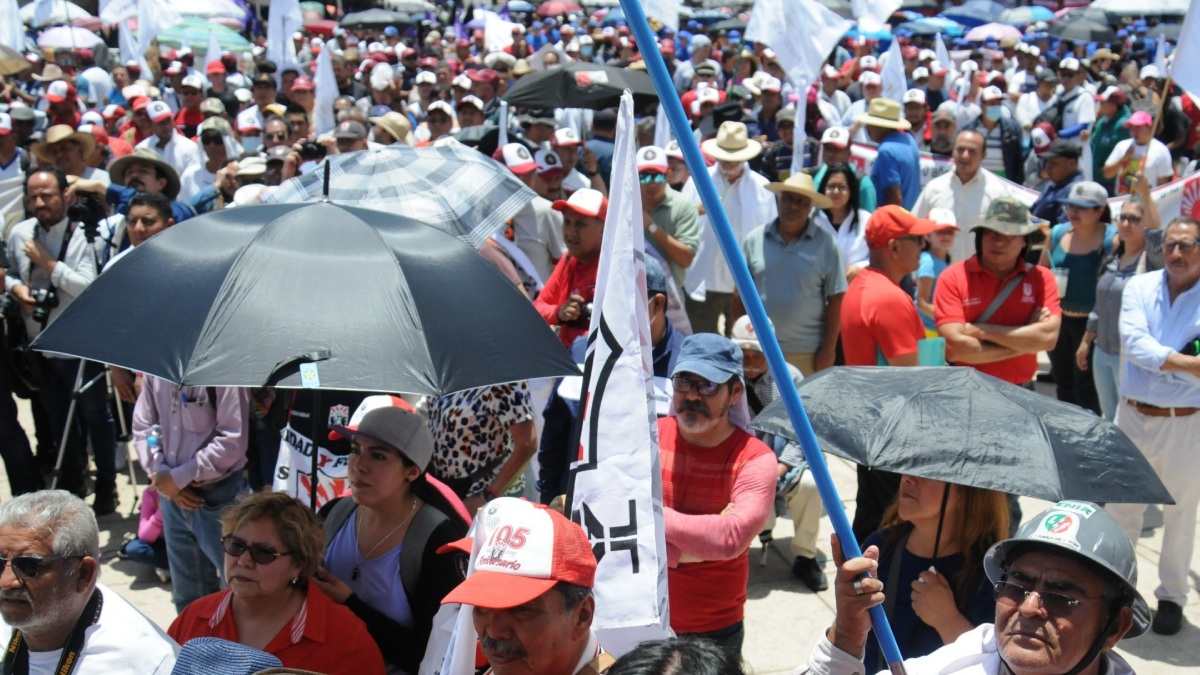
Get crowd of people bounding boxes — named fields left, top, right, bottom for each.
left=0, top=1, right=1198, bottom=674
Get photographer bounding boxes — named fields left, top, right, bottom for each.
left=4, top=167, right=117, bottom=514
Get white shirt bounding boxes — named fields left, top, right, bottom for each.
left=821, top=88, right=852, bottom=118
left=0, top=584, right=178, bottom=675
left=78, top=66, right=114, bottom=106
left=0, top=148, right=24, bottom=181
left=510, top=196, right=565, bottom=282
left=911, top=168, right=1014, bottom=263
left=811, top=208, right=870, bottom=270
left=4, top=217, right=99, bottom=348
left=1106, top=138, right=1174, bottom=195
left=177, top=163, right=216, bottom=203
left=1061, top=85, right=1096, bottom=129
left=1119, top=270, right=1200, bottom=408
left=1015, top=92, right=1054, bottom=130
left=136, top=132, right=202, bottom=177
left=563, top=167, right=589, bottom=193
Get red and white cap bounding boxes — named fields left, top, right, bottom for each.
left=80, top=110, right=104, bottom=127
left=102, top=104, right=126, bottom=120
left=180, top=74, right=206, bottom=91
left=636, top=145, right=668, bottom=174
left=981, top=86, right=1004, bottom=103
left=44, top=80, right=72, bottom=103
left=1030, top=121, right=1057, bottom=155
left=911, top=67, right=929, bottom=81
left=237, top=107, right=262, bottom=133
left=858, top=55, right=879, bottom=72
left=858, top=71, right=881, bottom=86
left=927, top=208, right=960, bottom=231
left=165, top=60, right=184, bottom=75
left=534, top=148, right=564, bottom=175
left=494, top=142, right=538, bottom=174
left=821, top=126, right=850, bottom=148
left=145, top=100, right=173, bottom=123
left=552, top=188, right=607, bottom=219
left=822, top=64, right=841, bottom=80
left=440, top=497, right=597, bottom=609
left=903, top=88, right=926, bottom=105
left=552, top=127, right=583, bottom=147
left=0, top=114, right=11, bottom=136
left=665, top=140, right=683, bottom=160
left=928, top=60, right=948, bottom=76
left=759, top=76, right=782, bottom=93
left=327, top=395, right=415, bottom=441
left=458, top=95, right=484, bottom=112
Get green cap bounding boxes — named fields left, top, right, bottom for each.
left=972, top=197, right=1039, bottom=237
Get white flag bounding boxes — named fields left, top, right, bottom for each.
left=789, top=95, right=808, bottom=178
left=567, top=90, right=671, bottom=658
left=852, top=0, right=901, bottom=34
left=935, top=32, right=951, bottom=84
left=478, top=9, right=520, bottom=52
left=745, top=0, right=852, bottom=91
left=643, top=0, right=680, bottom=31
left=118, top=18, right=139, bottom=64
left=100, top=0, right=139, bottom=25
left=498, top=100, right=509, bottom=146
left=205, top=22, right=222, bottom=72
left=654, top=101, right=672, bottom=150
left=313, top=43, right=337, bottom=135
left=1170, top=0, right=1200, bottom=96
left=1155, top=35, right=1168, bottom=79
left=137, top=0, right=183, bottom=58
left=0, top=0, right=24, bottom=50
left=31, top=0, right=56, bottom=27
left=267, top=0, right=303, bottom=68
left=880, top=37, right=906, bottom=103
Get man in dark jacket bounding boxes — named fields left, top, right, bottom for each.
left=963, top=86, right=1026, bottom=184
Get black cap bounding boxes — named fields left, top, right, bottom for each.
left=1044, top=139, right=1081, bottom=159
left=251, top=73, right=277, bottom=88
left=593, top=108, right=618, bottom=124
left=1037, top=69, right=1059, bottom=84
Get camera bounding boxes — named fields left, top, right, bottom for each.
left=67, top=193, right=106, bottom=243
left=30, top=287, right=58, bottom=324
left=299, top=141, right=326, bottom=161
left=0, top=292, right=15, bottom=318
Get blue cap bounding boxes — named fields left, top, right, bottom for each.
left=645, top=257, right=669, bottom=295
left=383, top=25, right=399, bottom=37
left=671, top=334, right=743, bottom=383
left=532, top=20, right=543, bottom=28
left=729, top=29, right=741, bottom=42
left=369, top=104, right=392, bottom=117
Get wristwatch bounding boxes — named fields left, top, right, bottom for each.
left=647, top=222, right=660, bottom=235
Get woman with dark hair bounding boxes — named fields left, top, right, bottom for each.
left=313, top=402, right=468, bottom=674
left=1038, top=180, right=1117, bottom=414
left=861, top=476, right=1010, bottom=670
left=608, top=637, right=745, bottom=675
left=812, top=161, right=871, bottom=278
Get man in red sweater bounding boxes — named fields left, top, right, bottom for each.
left=659, top=333, right=775, bottom=659
left=534, top=189, right=606, bottom=348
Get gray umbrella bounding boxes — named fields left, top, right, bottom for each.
left=750, top=366, right=1172, bottom=504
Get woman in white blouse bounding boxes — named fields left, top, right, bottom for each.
left=812, top=162, right=871, bottom=281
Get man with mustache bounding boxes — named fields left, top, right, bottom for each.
left=0, top=490, right=179, bottom=672
left=802, top=501, right=1146, bottom=675
left=441, top=497, right=609, bottom=675
left=658, top=334, right=775, bottom=659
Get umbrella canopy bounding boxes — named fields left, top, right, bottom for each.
left=32, top=202, right=578, bottom=394
left=0, top=45, right=31, bottom=77
left=506, top=0, right=538, bottom=12
left=911, top=16, right=964, bottom=36
left=999, top=6, right=1054, bottom=26
left=380, top=0, right=434, bottom=12
left=598, top=7, right=625, bottom=25
left=35, top=26, right=103, bottom=48
left=690, top=8, right=731, bottom=23
left=505, top=62, right=658, bottom=110
left=1048, top=18, right=1116, bottom=43
left=340, top=8, right=413, bottom=28
left=895, top=21, right=941, bottom=37
left=20, top=0, right=92, bottom=26
left=144, top=17, right=251, bottom=53
left=846, top=24, right=892, bottom=41
left=750, top=367, right=1173, bottom=505
left=304, top=18, right=338, bottom=35
left=708, top=17, right=747, bottom=32
left=1090, top=0, right=1189, bottom=15
left=1054, top=7, right=1112, bottom=25
left=965, top=22, right=1022, bottom=42
left=264, top=145, right=537, bottom=249
left=171, top=0, right=246, bottom=20
left=900, top=0, right=938, bottom=9
left=939, top=0, right=1005, bottom=28
left=1146, top=23, right=1181, bottom=40
left=536, top=1, right=583, bottom=16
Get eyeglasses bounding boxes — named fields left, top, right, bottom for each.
left=0, top=554, right=82, bottom=579
left=201, top=135, right=223, bottom=146
left=1118, top=214, right=1143, bottom=225
left=672, top=376, right=723, bottom=397
left=994, top=581, right=1099, bottom=617
left=825, top=183, right=850, bottom=193
left=265, top=132, right=288, bottom=141
left=1164, top=241, right=1198, bottom=255
left=639, top=173, right=667, bottom=184
left=221, top=536, right=292, bottom=564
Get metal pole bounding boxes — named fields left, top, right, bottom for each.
left=616, top=0, right=907, bottom=668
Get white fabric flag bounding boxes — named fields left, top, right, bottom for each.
left=478, top=9, right=520, bottom=52
left=852, top=0, right=901, bottom=34
left=654, top=101, right=672, bottom=150
left=880, top=37, right=906, bottom=103
left=31, top=0, right=56, bottom=27
left=498, top=100, right=509, bottom=146
left=118, top=18, right=140, bottom=64
left=935, top=32, right=953, bottom=93
left=137, top=0, right=183, bottom=60
left=313, top=44, right=337, bottom=135
left=642, top=0, right=681, bottom=31
left=100, top=0, right=138, bottom=25
left=567, top=90, right=671, bottom=658
left=205, top=23, right=222, bottom=72
left=267, top=0, right=303, bottom=68
left=1170, top=0, right=1200, bottom=96
left=1155, top=35, right=1168, bottom=79
left=789, top=95, right=808, bottom=177
left=0, top=0, right=24, bottom=50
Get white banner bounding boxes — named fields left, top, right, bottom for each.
left=567, top=91, right=671, bottom=657
left=0, top=0, right=23, bottom=51
left=271, top=422, right=350, bottom=511
left=477, top=9, right=520, bottom=53
left=313, top=43, right=337, bottom=135
left=880, top=37, right=906, bottom=104
left=136, top=0, right=183, bottom=58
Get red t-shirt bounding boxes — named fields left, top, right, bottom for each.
left=176, top=107, right=205, bottom=137
left=840, top=267, right=926, bottom=366
left=933, top=256, right=1061, bottom=384
left=532, top=255, right=599, bottom=348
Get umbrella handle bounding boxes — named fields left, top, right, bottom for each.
left=322, top=160, right=331, bottom=201
left=264, top=350, right=332, bottom=387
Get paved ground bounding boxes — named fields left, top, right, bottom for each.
left=8, top=380, right=1200, bottom=674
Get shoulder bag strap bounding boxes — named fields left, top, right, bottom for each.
left=400, top=504, right=449, bottom=603
left=977, top=272, right=1026, bottom=324
left=322, top=496, right=356, bottom=550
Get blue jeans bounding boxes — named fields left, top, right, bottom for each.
left=160, top=472, right=248, bottom=612
left=1092, top=345, right=1122, bottom=422
left=121, top=537, right=169, bottom=569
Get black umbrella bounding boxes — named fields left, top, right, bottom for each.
left=504, top=63, right=658, bottom=110
left=1147, top=23, right=1181, bottom=40
left=340, top=8, right=413, bottom=28
left=750, top=367, right=1173, bottom=505
left=707, top=18, right=747, bottom=32
left=900, top=0, right=938, bottom=10
left=1048, top=17, right=1117, bottom=43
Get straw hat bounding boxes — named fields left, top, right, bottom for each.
left=32, top=64, right=65, bottom=82
left=700, top=121, right=763, bottom=163
left=31, top=125, right=96, bottom=166
left=369, top=111, right=415, bottom=145
left=857, top=97, right=911, bottom=131
left=109, top=148, right=181, bottom=200
left=765, top=173, right=833, bottom=209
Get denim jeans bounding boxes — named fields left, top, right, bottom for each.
left=1092, top=345, right=1122, bottom=422
left=39, top=358, right=116, bottom=490
left=160, top=472, right=248, bottom=611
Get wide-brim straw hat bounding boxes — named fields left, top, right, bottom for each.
left=31, top=124, right=96, bottom=166
left=765, top=173, right=833, bottom=209
left=857, top=97, right=911, bottom=131
left=109, top=148, right=181, bottom=200
left=700, top=121, right=763, bottom=163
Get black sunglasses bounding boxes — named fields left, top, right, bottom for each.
left=993, top=581, right=1100, bottom=617
left=639, top=173, right=666, bottom=184
left=221, top=536, right=292, bottom=564
left=672, top=375, right=723, bottom=397
left=0, top=554, right=82, bottom=579
left=265, top=132, right=288, bottom=140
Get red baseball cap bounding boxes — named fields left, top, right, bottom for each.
left=467, top=68, right=499, bottom=85
left=492, top=143, right=538, bottom=175
left=206, top=61, right=226, bottom=74
left=552, top=188, right=608, bottom=220
left=440, top=498, right=596, bottom=609
left=291, top=76, right=315, bottom=91
left=865, top=205, right=940, bottom=248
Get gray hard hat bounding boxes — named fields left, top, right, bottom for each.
left=984, top=500, right=1150, bottom=638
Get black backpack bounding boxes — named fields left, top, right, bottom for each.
left=1033, top=89, right=1080, bottom=131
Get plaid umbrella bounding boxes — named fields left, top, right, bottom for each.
left=144, top=16, right=252, bottom=52
left=264, top=145, right=537, bottom=249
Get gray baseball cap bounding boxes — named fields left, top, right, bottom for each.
left=330, top=406, right=434, bottom=471
left=1061, top=181, right=1109, bottom=209
left=671, top=334, right=743, bottom=383
left=972, top=197, right=1039, bottom=237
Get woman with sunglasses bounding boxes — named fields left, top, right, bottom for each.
left=1038, top=181, right=1117, bottom=415
left=860, top=476, right=1009, bottom=671
left=812, top=162, right=870, bottom=280
left=168, top=491, right=385, bottom=674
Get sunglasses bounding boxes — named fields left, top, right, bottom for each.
left=265, top=132, right=288, bottom=141
left=1118, top=214, right=1143, bottom=225
left=0, top=554, right=82, bottom=579
left=639, top=173, right=666, bottom=184
left=993, top=581, right=1099, bottom=617
left=1164, top=241, right=1198, bottom=255
left=221, top=536, right=292, bottom=564
left=671, top=376, right=723, bottom=397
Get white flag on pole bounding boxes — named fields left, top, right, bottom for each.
left=852, top=0, right=901, bottom=34
left=267, top=0, right=303, bottom=68
left=654, top=101, right=672, bottom=150
left=1170, top=0, right=1200, bottom=96
left=137, top=0, right=183, bottom=59
left=118, top=18, right=139, bottom=64
left=643, top=0, right=681, bottom=31
left=31, top=0, right=56, bottom=27
left=478, top=9, right=521, bottom=52
left=789, top=95, right=808, bottom=178
left=1155, top=35, right=1168, bottom=79
left=934, top=32, right=953, bottom=93
left=567, top=90, right=671, bottom=658
left=205, top=23, right=222, bottom=73
left=313, top=43, right=337, bottom=135
left=0, top=0, right=24, bottom=50
left=100, top=0, right=138, bottom=25
left=880, top=37, right=906, bottom=103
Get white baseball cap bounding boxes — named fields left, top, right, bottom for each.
left=903, top=88, right=927, bottom=105
left=44, top=80, right=71, bottom=103
left=927, top=208, right=960, bottom=230
left=0, top=113, right=11, bottom=136
left=458, top=95, right=485, bottom=111
left=552, top=127, right=583, bottom=147
left=427, top=100, right=455, bottom=117
left=1139, top=64, right=1161, bottom=80
left=928, top=60, right=948, bottom=76
left=912, top=67, right=929, bottom=81
left=415, top=71, right=437, bottom=85
left=534, top=148, right=564, bottom=175
left=180, top=74, right=205, bottom=91
left=551, top=187, right=607, bottom=218
left=1059, top=57, right=1081, bottom=72
left=452, top=74, right=471, bottom=90
left=165, top=60, right=184, bottom=75
left=730, top=315, right=773, bottom=351
left=759, top=76, right=782, bottom=93
left=80, top=110, right=104, bottom=126
left=236, top=107, right=261, bottom=132
left=821, top=126, right=850, bottom=148
left=918, top=49, right=936, bottom=62
left=859, top=71, right=882, bottom=86
left=665, top=140, right=683, bottom=160
left=822, top=64, right=841, bottom=79
left=981, top=85, right=1005, bottom=102
left=859, top=55, right=879, bottom=71
left=495, top=142, right=537, bottom=174
left=960, top=59, right=979, bottom=73
left=636, top=145, right=669, bottom=174
left=145, top=100, right=173, bottom=123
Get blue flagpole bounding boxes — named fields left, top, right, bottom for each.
left=616, top=1, right=907, bottom=669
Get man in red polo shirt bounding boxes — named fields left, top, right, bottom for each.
left=840, top=204, right=938, bottom=541
left=533, top=189, right=606, bottom=348
left=934, top=197, right=1061, bottom=387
